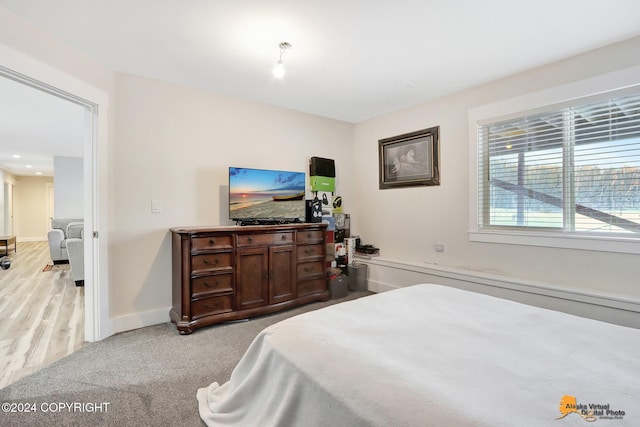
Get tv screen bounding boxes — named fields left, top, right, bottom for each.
left=229, top=167, right=306, bottom=223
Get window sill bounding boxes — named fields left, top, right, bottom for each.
left=469, top=230, right=640, bottom=255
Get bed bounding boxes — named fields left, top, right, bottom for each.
left=197, top=284, right=640, bottom=426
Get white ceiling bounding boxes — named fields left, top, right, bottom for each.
left=0, top=76, right=85, bottom=176
left=2, top=0, right=640, bottom=175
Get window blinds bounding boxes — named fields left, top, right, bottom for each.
left=477, top=93, right=640, bottom=235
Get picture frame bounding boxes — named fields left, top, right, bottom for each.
left=379, top=126, right=440, bottom=189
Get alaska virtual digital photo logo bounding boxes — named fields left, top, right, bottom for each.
left=557, top=395, right=626, bottom=422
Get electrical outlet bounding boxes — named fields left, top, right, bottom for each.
left=435, top=243, right=444, bottom=252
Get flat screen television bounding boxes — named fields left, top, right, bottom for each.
left=229, top=167, right=306, bottom=224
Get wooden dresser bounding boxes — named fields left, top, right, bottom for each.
left=170, top=223, right=329, bottom=334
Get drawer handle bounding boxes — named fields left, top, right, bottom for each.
left=209, top=239, right=215, bottom=245
left=204, top=280, right=219, bottom=288
left=304, top=266, right=313, bottom=272
left=281, top=234, right=287, bottom=240
left=204, top=302, right=220, bottom=310
left=247, top=236, right=253, bottom=243
left=203, top=258, right=219, bottom=265
left=304, top=248, right=312, bottom=254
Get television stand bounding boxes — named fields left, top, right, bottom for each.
left=236, top=218, right=303, bottom=226
left=170, top=223, right=329, bottom=334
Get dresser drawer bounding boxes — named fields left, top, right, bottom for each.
left=237, top=232, right=293, bottom=247
left=297, top=278, right=327, bottom=297
left=192, top=253, right=233, bottom=273
left=297, top=261, right=324, bottom=279
left=191, top=295, right=234, bottom=319
left=192, top=235, right=233, bottom=251
left=297, top=243, right=324, bottom=261
left=192, top=273, right=233, bottom=297
left=297, top=229, right=324, bottom=243
left=172, top=224, right=329, bottom=334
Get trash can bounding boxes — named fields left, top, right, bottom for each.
left=329, top=275, right=348, bottom=299
left=347, top=263, right=368, bottom=291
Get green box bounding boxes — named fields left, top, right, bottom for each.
left=310, top=176, right=335, bottom=192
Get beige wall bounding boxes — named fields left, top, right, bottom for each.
left=13, top=175, right=53, bottom=240
left=352, top=36, right=640, bottom=301
left=111, top=73, right=354, bottom=318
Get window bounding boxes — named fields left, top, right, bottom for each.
left=477, top=92, right=640, bottom=239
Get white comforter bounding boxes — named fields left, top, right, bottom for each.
left=197, top=284, right=640, bottom=426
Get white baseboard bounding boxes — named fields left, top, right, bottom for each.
left=111, top=307, right=171, bottom=334
left=358, top=257, right=640, bottom=329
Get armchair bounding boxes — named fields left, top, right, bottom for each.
left=67, top=234, right=84, bottom=286
left=47, top=218, right=83, bottom=264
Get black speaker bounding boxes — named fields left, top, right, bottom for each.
left=309, top=157, right=335, bottom=177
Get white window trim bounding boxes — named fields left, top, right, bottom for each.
left=468, top=64, right=640, bottom=255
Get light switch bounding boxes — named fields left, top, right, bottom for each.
left=152, top=199, right=162, bottom=213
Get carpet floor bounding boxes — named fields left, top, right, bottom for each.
left=0, top=291, right=371, bottom=426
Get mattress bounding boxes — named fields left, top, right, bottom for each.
left=197, top=284, right=640, bottom=426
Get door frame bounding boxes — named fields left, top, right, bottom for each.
left=0, top=50, right=111, bottom=341
left=4, top=179, right=15, bottom=235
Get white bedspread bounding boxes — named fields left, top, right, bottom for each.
left=197, top=284, right=640, bottom=426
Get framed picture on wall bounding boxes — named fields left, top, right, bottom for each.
left=378, top=126, right=440, bottom=189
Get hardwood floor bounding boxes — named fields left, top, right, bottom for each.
left=0, top=241, right=85, bottom=389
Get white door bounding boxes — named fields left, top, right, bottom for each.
left=46, top=182, right=54, bottom=231
left=3, top=182, right=13, bottom=235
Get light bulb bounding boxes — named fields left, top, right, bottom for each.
left=273, top=60, right=285, bottom=79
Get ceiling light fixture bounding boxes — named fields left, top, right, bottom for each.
left=273, top=42, right=291, bottom=79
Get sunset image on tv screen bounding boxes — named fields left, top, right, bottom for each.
left=229, top=167, right=306, bottom=220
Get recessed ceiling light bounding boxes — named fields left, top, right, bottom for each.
left=35, top=172, right=43, bottom=175
left=12, top=154, right=21, bottom=158
left=26, top=165, right=32, bottom=168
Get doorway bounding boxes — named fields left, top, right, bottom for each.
left=0, top=63, right=105, bottom=342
